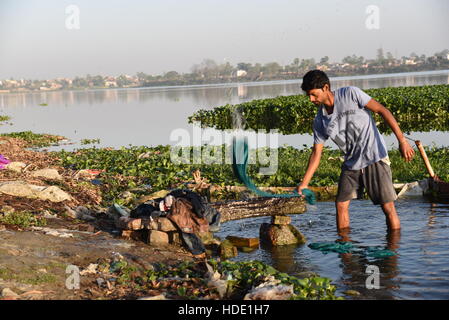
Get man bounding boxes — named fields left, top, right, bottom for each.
left=296, top=70, right=415, bottom=231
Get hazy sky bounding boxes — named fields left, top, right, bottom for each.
left=0, top=0, right=448, bottom=79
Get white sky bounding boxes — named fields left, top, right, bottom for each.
left=0, top=0, right=448, bottom=79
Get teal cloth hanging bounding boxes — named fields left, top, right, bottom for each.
left=232, top=136, right=316, bottom=205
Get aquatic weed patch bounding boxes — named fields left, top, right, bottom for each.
left=106, top=257, right=342, bottom=300
left=55, top=144, right=449, bottom=205
left=188, top=84, right=449, bottom=134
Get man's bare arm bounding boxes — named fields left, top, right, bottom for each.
left=365, top=99, right=415, bottom=162
left=297, top=143, right=324, bottom=193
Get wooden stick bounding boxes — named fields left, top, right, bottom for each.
left=415, top=140, right=435, bottom=178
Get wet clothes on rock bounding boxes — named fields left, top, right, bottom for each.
left=129, top=189, right=221, bottom=255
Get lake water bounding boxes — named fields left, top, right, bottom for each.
left=2, top=70, right=449, bottom=300
left=1, top=69, right=449, bottom=151
left=215, top=196, right=449, bottom=300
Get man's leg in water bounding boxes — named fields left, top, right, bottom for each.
left=336, top=200, right=351, bottom=230
left=381, top=201, right=401, bottom=230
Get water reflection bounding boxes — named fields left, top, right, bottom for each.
left=1, top=70, right=448, bottom=150
left=1, top=70, right=448, bottom=109
left=336, top=228, right=401, bottom=299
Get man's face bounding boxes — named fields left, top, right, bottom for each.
left=306, top=84, right=330, bottom=106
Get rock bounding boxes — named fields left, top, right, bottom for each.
left=218, top=239, right=238, bottom=259
left=143, top=218, right=159, bottom=230
left=225, top=236, right=259, bottom=248
left=147, top=230, right=169, bottom=245
left=116, top=217, right=142, bottom=230
left=238, top=246, right=258, bottom=253
left=157, top=217, right=177, bottom=232
left=167, top=231, right=183, bottom=245
left=31, top=168, right=62, bottom=180
left=271, top=215, right=291, bottom=225
left=36, top=185, right=72, bottom=202
left=65, top=206, right=95, bottom=221
left=121, top=230, right=145, bottom=241
left=5, top=162, right=26, bottom=173
left=344, top=290, right=361, bottom=296
left=0, top=182, right=72, bottom=202
left=259, top=223, right=306, bottom=246
left=198, top=231, right=216, bottom=245
left=1, top=288, right=20, bottom=299
left=0, top=181, right=36, bottom=198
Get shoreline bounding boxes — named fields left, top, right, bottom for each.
left=1, top=68, right=449, bottom=95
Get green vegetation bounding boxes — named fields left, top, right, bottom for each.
left=109, top=258, right=341, bottom=300
left=0, top=267, right=57, bottom=285
left=55, top=143, right=448, bottom=205
left=81, top=138, right=101, bottom=145
left=188, top=84, right=449, bottom=134
left=0, top=115, right=11, bottom=123
left=0, top=210, right=47, bottom=228
left=0, top=131, right=65, bottom=147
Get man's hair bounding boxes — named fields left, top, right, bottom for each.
left=301, top=70, right=330, bottom=92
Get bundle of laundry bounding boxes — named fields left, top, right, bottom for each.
left=130, top=189, right=221, bottom=255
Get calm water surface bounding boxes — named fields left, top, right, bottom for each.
left=1, top=70, right=449, bottom=150
left=215, top=196, right=449, bottom=300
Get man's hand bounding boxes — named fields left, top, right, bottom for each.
left=399, top=140, right=415, bottom=162
left=296, top=183, right=308, bottom=197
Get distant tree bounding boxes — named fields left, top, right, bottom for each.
left=262, top=62, right=282, bottom=75
left=237, top=62, right=252, bottom=71
left=319, top=56, right=329, bottom=65
left=377, top=48, right=384, bottom=60
left=164, top=71, right=179, bottom=80
left=218, top=62, right=234, bottom=77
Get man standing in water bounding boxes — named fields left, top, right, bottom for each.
left=296, top=70, right=415, bottom=231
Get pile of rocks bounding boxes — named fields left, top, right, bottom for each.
left=259, top=215, right=306, bottom=246
left=116, top=216, right=183, bottom=246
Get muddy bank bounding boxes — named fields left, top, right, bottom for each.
left=0, top=218, right=193, bottom=300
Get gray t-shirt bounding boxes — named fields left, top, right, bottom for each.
left=313, top=86, right=388, bottom=170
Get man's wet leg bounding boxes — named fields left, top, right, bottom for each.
left=381, top=201, right=401, bottom=230
left=336, top=200, right=351, bottom=231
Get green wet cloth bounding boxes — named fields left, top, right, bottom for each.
left=308, top=242, right=354, bottom=254
left=309, top=241, right=397, bottom=258
left=232, top=136, right=316, bottom=205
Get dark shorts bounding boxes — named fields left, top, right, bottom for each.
left=336, top=160, right=398, bottom=205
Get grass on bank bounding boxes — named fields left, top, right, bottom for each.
left=0, top=131, right=65, bottom=147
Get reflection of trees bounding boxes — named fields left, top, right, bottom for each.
left=1, top=73, right=448, bottom=117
